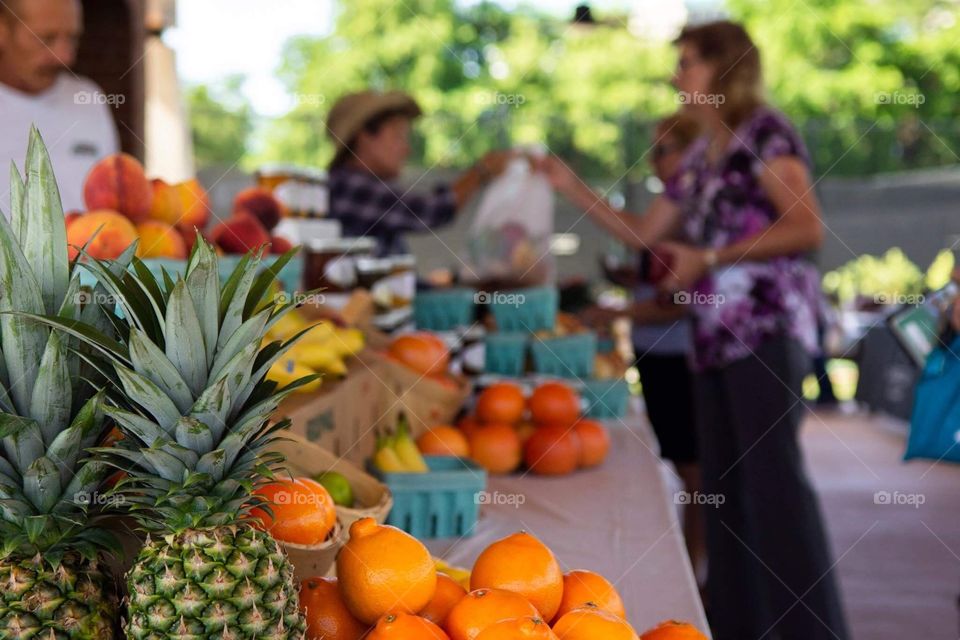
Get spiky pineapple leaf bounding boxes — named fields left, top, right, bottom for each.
left=22, top=126, right=69, bottom=315
left=174, top=417, right=214, bottom=456
left=243, top=249, right=297, bottom=318
left=115, top=365, right=181, bottom=430
left=9, top=161, right=24, bottom=241
left=104, top=407, right=166, bottom=448
left=207, top=307, right=270, bottom=382
left=218, top=252, right=259, bottom=348
left=30, top=331, right=72, bottom=444
left=185, top=240, right=219, bottom=368
left=128, top=328, right=193, bottom=413
left=0, top=212, right=47, bottom=414
left=12, top=312, right=128, bottom=363
left=188, top=377, right=231, bottom=443
left=23, top=456, right=61, bottom=513
left=1, top=416, right=44, bottom=475
left=164, top=279, right=207, bottom=396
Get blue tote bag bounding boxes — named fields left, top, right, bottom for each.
left=905, top=335, right=960, bottom=463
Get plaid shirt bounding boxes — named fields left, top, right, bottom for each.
left=327, top=166, right=457, bottom=256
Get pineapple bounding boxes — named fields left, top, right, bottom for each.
left=0, top=128, right=126, bottom=638
left=43, top=239, right=316, bottom=639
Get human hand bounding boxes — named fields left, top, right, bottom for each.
left=532, top=154, right=582, bottom=196
left=654, top=241, right=710, bottom=294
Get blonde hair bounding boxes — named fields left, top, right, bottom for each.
left=674, top=20, right=764, bottom=128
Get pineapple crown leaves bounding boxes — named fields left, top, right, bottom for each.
left=34, top=238, right=320, bottom=534
left=0, top=127, right=125, bottom=562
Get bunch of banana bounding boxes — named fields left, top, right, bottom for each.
left=372, top=415, right=430, bottom=473
left=265, top=305, right=365, bottom=378
left=434, top=558, right=472, bottom=591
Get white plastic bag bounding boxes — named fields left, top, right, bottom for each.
left=465, top=154, right=555, bottom=285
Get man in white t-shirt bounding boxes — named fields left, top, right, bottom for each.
left=0, top=0, right=119, bottom=214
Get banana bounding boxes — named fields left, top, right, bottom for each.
left=286, top=340, right=347, bottom=376
left=331, top=327, right=365, bottom=356
left=434, top=558, right=472, bottom=590
left=373, top=433, right=407, bottom=473
left=267, top=359, right=322, bottom=393
left=393, top=417, right=429, bottom=473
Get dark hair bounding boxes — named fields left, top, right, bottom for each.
left=674, top=20, right=763, bottom=127
left=329, top=107, right=414, bottom=169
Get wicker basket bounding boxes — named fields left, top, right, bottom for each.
left=281, top=519, right=345, bottom=581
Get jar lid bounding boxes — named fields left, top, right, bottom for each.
left=390, top=254, right=417, bottom=268
left=356, top=256, right=393, bottom=272
left=307, top=237, right=376, bottom=253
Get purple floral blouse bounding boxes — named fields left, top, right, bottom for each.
left=664, top=106, right=821, bottom=371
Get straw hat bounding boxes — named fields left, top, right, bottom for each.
left=326, top=90, right=422, bottom=151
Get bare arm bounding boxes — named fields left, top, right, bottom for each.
left=715, top=156, right=824, bottom=264
left=539, top=156, right=682, bottom=249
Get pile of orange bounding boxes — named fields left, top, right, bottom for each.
left=298, top=522, right=703, bottom=640
left=442, top=381, right=610, bottom=476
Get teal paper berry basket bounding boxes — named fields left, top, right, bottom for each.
left=582, top=378, right=630, bottom=419
left=484, top=332, right=529, bottom=376
left=414, top=288, right=477, bottom=331
left=530, top=332, right=597, bottom=379
left=367, top=456, right=487, bottom=539
left=489, top=286, right=557, bottom=332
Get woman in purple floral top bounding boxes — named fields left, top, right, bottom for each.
left=541, top=20, right=849, bottom=640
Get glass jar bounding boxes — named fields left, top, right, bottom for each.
left=386, top=254, right=417, bottom=309
left=303, top=238, right=376, bottom=296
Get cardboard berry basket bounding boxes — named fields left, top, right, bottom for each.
left=280, top=519, right=345, bottom=582
left=270, top=430, right=393, bottom=530
left=359, top=350, right=473, bottom=438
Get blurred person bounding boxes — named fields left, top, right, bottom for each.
left=540, top=20, right=848, bottom=640
left=589, top=112, right=706, bottom=584
left=0, top=0, right=119, bottom=213
left=326, top=90, right=512, bottom=256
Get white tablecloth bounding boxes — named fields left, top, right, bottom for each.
left=425, top=411, right=710, bottom=636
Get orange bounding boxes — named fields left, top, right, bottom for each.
left=553, top=570, right=626, bottom=622
left=475, top=616, right=558, bottom=640
left=552, top=604, right=639, bottom=640
left=572, top=419, right=610, bottom=468
left=470, top=532, right=563, bottom=621
left=419, top=573, right=468, bottom=627
left=444, top=588, right=539, bottom=640
left=515, top=421, right=537, bottom=445
left=523, top=425, right=581, bottom=476
left=389, top=333, right=450, bottom=376
left=251, top=477, right=336, bottom=545
left=458, top=415, right=484, bottom=440
left=528, top=382, right=581, bottom=426
left=476, top=382, right=526, bottom=424
left=336, top=518, right=437, bottom=624
left=640, top=620, right=709, bottom=640
left=418, top=426, right=471, bottom=458
left=299, top=576, right=368, bottom=640
left=366, top=612, right=450, bottom=639
left=467, top=423, right=522, bottom=474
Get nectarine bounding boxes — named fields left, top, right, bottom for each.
left=270, top=235, right=293, bottom=254
left=83, top=153, right=152, bottom=222
left=67, top=210, right=138, bottom=261
left=210, top=212, right=270, bottom=254
left=234, top=186, right=283, bottom=230
left=175, top=179, right=211, bottom=231
left=148, top=178, right=184, bottom=226
left=136, top=220, right=187, bottom=259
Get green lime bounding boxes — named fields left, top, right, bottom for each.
left=313, top=471, right=354, bottom=507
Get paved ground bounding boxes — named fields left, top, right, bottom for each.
left=802, top=407, right=960, bottom=639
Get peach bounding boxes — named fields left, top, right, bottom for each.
left=234, top=186, right=283, bottom=230
left=175, top=179, right=211, bottom=231
left=148, top=178, right=184, bottom=226
left=136, top=221, right=187, bottom=259
left=67, top=210, right=139, bottom=261
left=210, top=212, right=270, bottom=254
left=270, top=235, right=293, bottom=255
left=64, top=210, right=82, bottom=228
left=83, top=153, right=153, bottom=222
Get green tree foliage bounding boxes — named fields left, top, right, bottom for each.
left=186, top=75, right=254, bottom=169
left=194, top=1, right=960, bottom=177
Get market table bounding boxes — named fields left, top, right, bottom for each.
left=424, top=409, right=711, bottom=636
